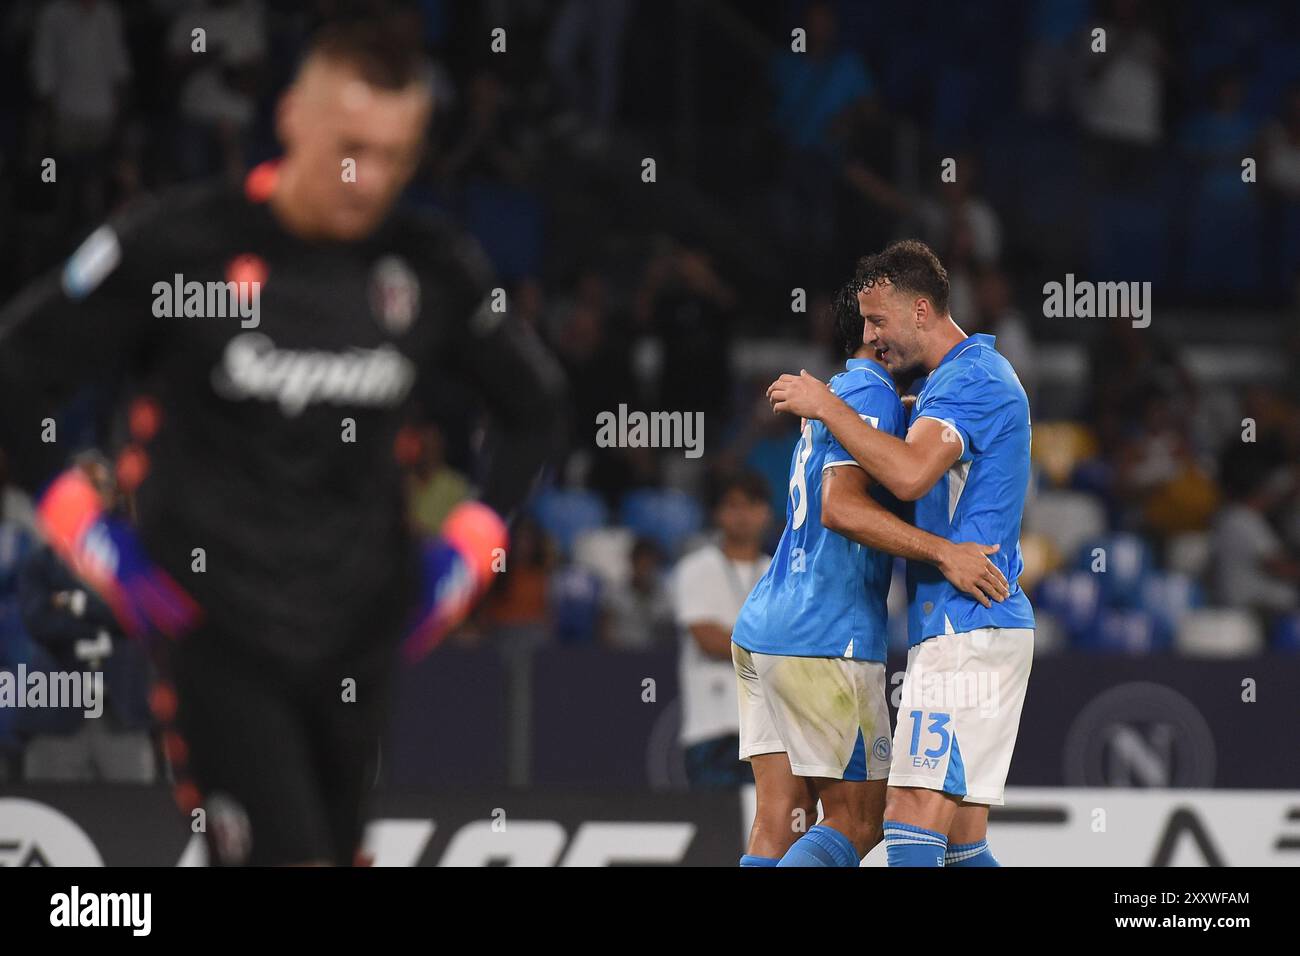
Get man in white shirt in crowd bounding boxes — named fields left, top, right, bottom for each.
left=672, top=472, right=772, bottom=788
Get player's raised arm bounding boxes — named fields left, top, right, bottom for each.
left=432, top=249, right=568, bottom=521
left=821, top=465, right=1008, bottom=607
left=0, top=202, right=165, bottom=493
left=768, top=370, right=960, bottom=501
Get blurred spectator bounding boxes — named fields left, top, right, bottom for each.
left=971, top=266, right=1037, bottom=403
left=438, top=70, right=545, bottom=281
left=718, top=388, right=801, bottom=524
left=16, top=452, right=154, bottom=782
left=480, top=517, right=555, bottom=647
left=1086, top=319, right=1197, bottom=460
left=1179, top=69, right=1257, bottom=199
left=166, top=0, right=267, bottom=184
left=672, top=471, right=771, bottom=789
left=601, top=537, right=673, bottom=650
left=1023, top=0, right=1092, bottom=117
left=1211, top=442, right=1300, bottom=620
left=546, top=0, right=633, bottom=142
left=769, top=0, right=873, bottom=275
left=1262, top=85, right=1300, bottom=199
left=1076, top=0, right=1169, bottom=185
left=30, top=0, right=132, bottom=232
left=1115, top=385, right=1220, bottom=536
left=636, top=241, right=737, bottom=424
left=404, top=424, right=469, bottom=537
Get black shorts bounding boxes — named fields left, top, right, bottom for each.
left=160, top=629, right=396, bottom=866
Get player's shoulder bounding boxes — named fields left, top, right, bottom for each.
left=61, top=180, right=233, bottom=299
left=831, top=363, right=903, bottom=416
left=113, top=179, right=234, bottom=240
left=386, top=207, right=496, bottom=289
left=831, top=362, right=896, bottom=398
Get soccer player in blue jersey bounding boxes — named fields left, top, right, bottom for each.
left=768, top=240, right=1035, bottom=867
left=733, top=282, right=1010, bottom=868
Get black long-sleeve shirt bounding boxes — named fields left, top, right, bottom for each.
left=0, top=176, right=565, bottom=664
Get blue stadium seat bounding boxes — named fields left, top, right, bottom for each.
left=1034, top=570, right=1103, bottom=641
left=530, top=489, right=608, bottom=556
left=1183, top=188, right=1263, bottom=295
left=1271, top=612, right=1300, bottom=653
left=1080, top=608, right=1169, bottom=655
left=1074, top=532, right=1153, bottom=609
left=548, top=565, right=603, bottom=645
left=1088, top=193, right=1171, bottom=289
left=1139, top=571, right=1205, bottom=642
left=619, top=489, right=704, bottom=557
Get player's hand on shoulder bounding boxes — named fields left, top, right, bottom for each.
left=767, top=369, right=831, bottom=420
left=936, top=541, right=1010, bottom=609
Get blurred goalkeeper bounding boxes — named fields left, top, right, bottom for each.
left=0, top=17, right=565, bottom=865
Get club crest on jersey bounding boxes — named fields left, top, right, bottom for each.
left=370, top=255, right=419, bottom=335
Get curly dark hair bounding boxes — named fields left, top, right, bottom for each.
left=852, top=239, right=950, bottom=316
left=831, top=280, right=866, bottom=359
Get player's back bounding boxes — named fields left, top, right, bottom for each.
left=732, top=360, right=905, bottom=662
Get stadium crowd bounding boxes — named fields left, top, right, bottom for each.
left=1, top=0, right=1299, bottom=784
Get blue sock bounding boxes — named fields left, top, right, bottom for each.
left=776, top=824, right=861, bottom=867
left=945, top=839, right=999, bottom=867
left=883, top=821, right=947, bottom=867
left=739, top=854, right=779, bottom=867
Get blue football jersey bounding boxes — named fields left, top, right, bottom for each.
left=732, top=359, right=905, bottom=660
left=906, top=334, right=1036, bottom=644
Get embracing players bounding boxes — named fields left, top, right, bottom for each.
left=732, top=278, right=1009, bottom=867
left=769, top=239, right=1034, bottom=867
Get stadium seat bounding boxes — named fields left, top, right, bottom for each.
left=1074, top=532, right=1153, bottom=608
left=1078, top=608, right=1167, bottom=655
left=1175, top=608, right=1265, bottom=658
left=1033, top=570, right=1103, bottom=641
left=1271, top=613, right=1300, bottom=652
left=619, top=489, right=704, bottom=557
left=1139, top=571, right=1205, bottom=642
left=548, top=565, right=603, bottom=645
left=530, top=489, right=608, bottom=556
left=572, top=527, right=634, bottom=588
left=1088, top=193, right=1171, bottom=290
left=1023, top=490, right=1106, bottom=564
left=1166, top=531, right=1212, bottom=580
left=1183, top=189, right=1263, bottom=295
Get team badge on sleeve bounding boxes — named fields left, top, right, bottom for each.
left=61, top=225, right=122, bottom=300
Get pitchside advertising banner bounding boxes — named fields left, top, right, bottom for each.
left=1, top=785, right=1297, bottom=866
left=516, top=649, right=1300, bottom=789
